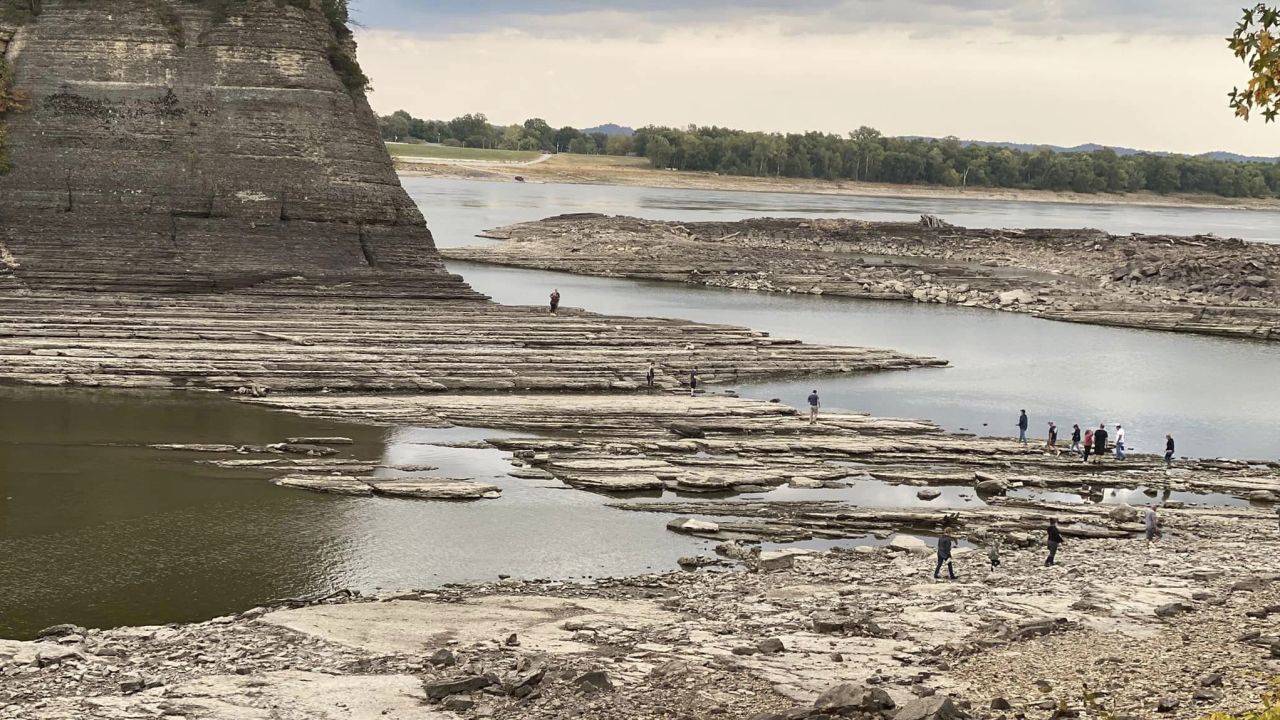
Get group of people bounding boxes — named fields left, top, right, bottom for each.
left=933, top=505, right=1162, bottom=579
left=1018, top=410, right=1176, bottom=467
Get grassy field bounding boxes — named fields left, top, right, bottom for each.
left=543, top=154, right=651, bottom=168
left=386, top=143, right=542, bottom=162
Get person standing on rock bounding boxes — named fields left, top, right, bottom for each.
left=689, top=367, right=699, bottom=397
left=549, top=289, right=561, bottom=315
left=934, top=531, right=957, bottom=580
left=807, top=390, right=821, bottom=425
left=1082, top=427, right=1094, bottom=462
left=1114, top=424, right=1126, bottom=460
left=1046, top=518, right=1064, bottom=566
left=1070, top=424, right=1083, bottom=455
left=1164, top=434, right=1175, bottom=468
left=1093, top=424, right=1108, bottom=463
left=1145, top=505, right=1160, bottom=546
left=987, top=538, right=1001, bottom=570
left=1045, top=422, right=1058, bottom=449
left=646, top=362, right=656, bottom=389
left=1017, top=410, right=1029, bottom=446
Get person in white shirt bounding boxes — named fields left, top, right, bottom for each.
left=1114, top=424, right=1127, bottom=460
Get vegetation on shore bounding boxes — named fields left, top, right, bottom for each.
left=386, top=142, right=540, bottom=163
left=379, top=108, right=1280, bottom=201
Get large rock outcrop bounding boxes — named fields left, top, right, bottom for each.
left=0, top=0, right=478, bottom=297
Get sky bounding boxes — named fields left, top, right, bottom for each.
left=350, top=1, right=1278, bottom=157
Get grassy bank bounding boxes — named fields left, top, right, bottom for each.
left=387, top=143, right=541, bottom=163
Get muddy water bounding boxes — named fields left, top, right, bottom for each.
left=0, top=388, right=709, bottom=639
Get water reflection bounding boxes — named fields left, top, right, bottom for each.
left=404, top=177, right=1280, bottom=246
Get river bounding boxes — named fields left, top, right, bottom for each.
left=3, top=178, right=1278, bottom=638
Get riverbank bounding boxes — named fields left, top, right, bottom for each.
left=394, top=154, right=1280, bottom=212
left=6, top=506, right=1280, bottom=720
left=443, top=215, right=1280, bottom=342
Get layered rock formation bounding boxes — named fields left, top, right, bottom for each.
left=0, top=0, right=476, bottom=297
left=446, top=214, right=1280, bottom=341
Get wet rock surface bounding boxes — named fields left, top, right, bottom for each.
left=444, top=214, right=1280, bottom=342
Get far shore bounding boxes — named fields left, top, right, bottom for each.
left=394, top=154, right=1280, bottom=213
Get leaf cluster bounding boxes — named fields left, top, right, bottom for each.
left=1229, top=3, right=1280, bottom=122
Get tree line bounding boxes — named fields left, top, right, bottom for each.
left=379, top=110, right=1280, bottom=199
left=379, top=111, right=633, bottom=156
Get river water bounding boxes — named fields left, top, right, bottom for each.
left=3, top=178, right=1278, bottom=638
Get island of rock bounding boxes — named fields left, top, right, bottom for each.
left=445, top=214, right=1280, bottom=341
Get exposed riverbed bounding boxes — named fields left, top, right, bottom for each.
left=4, top=178, right=1279, bottom=639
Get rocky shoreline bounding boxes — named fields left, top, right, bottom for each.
left=442, top=214, right=1280, bottom=342
left=5, top=512, right=1280, bottom=720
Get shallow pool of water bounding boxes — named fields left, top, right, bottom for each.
left=0, top=387, right=711, bottom=638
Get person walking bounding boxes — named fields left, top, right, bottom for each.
left=1070, top=424, right=1082, bottom=455
left=934, top=531, right=957, bottom=580
left=1114, top=424, right=1126, bottom=460
left=646, top=362, right=656, bottom=389
left=1093, top=424, right=1108, bottom=463
left=689, top=367, right=699, bottom=397
left=549, top=289, right=561, bottom=315
left=1145, top=505, right=1160, bottom=546
left=1046, top=518, right=1064, bottom=566
left=1017, top=410, right=1029, bottom=446
left=987, top=538, right=1001, bottom=570
left=1164, top=434, right=1175, bottom=467
left=1082, top=427, right=1094, bottom=462
left=807, top=390, right=821, bottom=425
left=1045, top=422, right=1058, bottom=449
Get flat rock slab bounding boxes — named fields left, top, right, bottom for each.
left=262, top=595, right=678, bottom=656
left=29, top=670, right=457, bottom=720
left=366, top=478, right=501, bottom=500
left=274, top=475, right=373, bottom=496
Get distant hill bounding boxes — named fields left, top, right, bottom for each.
left=928, top=138, right=1278, bottom=164
left=581, top=124, right=635, bottom=137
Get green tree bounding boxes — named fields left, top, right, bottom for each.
left=1229, top=4, right=1280, bottom=121
left=645, top=135, right=674, bottom=168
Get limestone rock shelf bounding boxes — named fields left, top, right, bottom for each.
left=444, top=214, right=1280, bottom=341
left=0, top=0, right=476, bottom=298
left=0, top=293, right=942, bottom=391
left=252, top=392, right=1280, bottom=508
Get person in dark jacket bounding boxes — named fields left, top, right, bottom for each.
left=1092, top=424, right=1108, bottom=463
left=1046, top=518, right=1064, bottom=566
left=934, top=531, right=957, bottom=580
left=1164, top=434, right=1175, bottom=467
left=1045, top=422, right=1058, bottom=449
left=1017, top=410, right=1029, bottom=445
left=646, top=362, right=656, bottom=388
left=1070, top=424, right=1082, bottom=455
left=689, top=367, right=699, bottom=396
left=549, top=289, right=561, bottom=315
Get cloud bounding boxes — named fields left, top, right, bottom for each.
left=351, top=0, right=1241, bottom=38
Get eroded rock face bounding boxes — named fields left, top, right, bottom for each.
left=0, top=0, right=476, bottom=298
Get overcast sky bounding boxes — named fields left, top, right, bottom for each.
left=351, top=1, right=1278, bottom=157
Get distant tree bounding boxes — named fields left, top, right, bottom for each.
left=605, top=134, right=632, bottom=156
left=645, top=135, right=674, bottom=168
left=1229, top=4, right=1280, bottom=121
left=499, top=124, right=525, bottom=150
left=567, top=136, right=595, bottom=154
left=553, top=126, right=581, bottom=152
left=381, top=111, right=411, bottom=141
left=522, top=118, right=555, bottom=151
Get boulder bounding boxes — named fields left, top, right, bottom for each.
left=425, top=675, right=494, bottom=700
left=574, top=670, right=614, bottom=693
left=975, top=479, right=1007, bottom=495
left=1154, top=603, right=1187, bottom=618
left=1249, top=490, right=1278, bottom=503
left=814, top=683, right=896, bottom=714
left=788, top=476, right=825, bottom=489
left=997, top=289, right=1036, bottom=306
left=1107, top=504, right=1139, bottom=523
left=895, top=696, right=970, bottom=720
left=916, top=488, right=943, bottom=501
left=756, top=638, right=786, bottom=655
left=812, top=611, right=852, bottom=634
left=888, top=534, right=931, bottom=554
left=667, top=517, right=720, bottom=534
left=668, top=423, right=706, bottom=439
